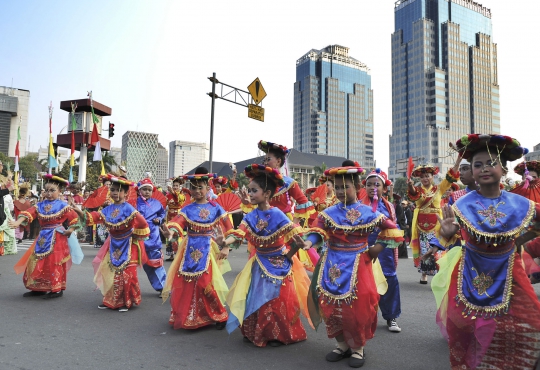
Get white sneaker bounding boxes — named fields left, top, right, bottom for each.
left=118, top=306, right=129, bottom=312
left=387, top=319, right=401, bottom=332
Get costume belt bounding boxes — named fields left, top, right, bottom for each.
left=41, top=224, right=62, bottom=230
left=187, top=230, right=214, bottom=237
left=111, top=230, right=133, bottom=240
left=256, top=245, right=285, bottom=254
left=328, top=242, right=368, bottom=253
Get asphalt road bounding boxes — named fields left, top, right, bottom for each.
left=1, top=242, right=539, bottom=370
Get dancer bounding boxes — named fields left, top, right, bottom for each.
left=514, top=159, right=540, bottom=181
left=303, top=161, right=403, bottom=368
left=11, top=175, right=79, bottom=298
left=136, top=178, right=167, bottom=296
left=241, top=141, right=314, bottom=223
left=86, top=174, right=149, bottom=312
left=362, top=169, right=404, bottom=333
left=241, top=140, right=316, bottom=269
left=165, top=177, right=189, bottom=260
left=435, top=134, right=540, bottom=369
left=220, top=164, right=311, bottom=347
left=407, top=157, right=460, bottom=283
left=162, top=167, right=233, bottom=330
left=448, top=158, right=479, bottom=205
left=13, top=183, right=31, bottom=244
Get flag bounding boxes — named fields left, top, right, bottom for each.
left=69, top=167, right=74, bottom=183
left=406, top=156, right=414, bottom=180
left=14, top=126, right=20, bottom=171
left=91, top=123, right=102, bottom=161
left=49, top=114, right=58, bottom=169
left=70, top=111, right=77, bottom=167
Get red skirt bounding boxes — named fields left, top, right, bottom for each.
left=444, top=253, right=540, bottom=369
left=241, top=275, right=307, bottom=347
left=23, top=234, right=71, bottom=293
left=103, top=244, right=142, bottom=309
left=169, top=267, right=228, bottom=330
left=319, top=252, right=380, bottom=349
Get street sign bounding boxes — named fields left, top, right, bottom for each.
left=247, top=78, right=267, bottom=105
left=248, top=104, right=264, bottom=122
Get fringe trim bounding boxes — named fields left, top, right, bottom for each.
left=255, top=254, right=291, bottom=281
left=178, top=211, right=227, bottom=230
left=37, top=205, right=71, bottom=221
left=455, top=248, right=514, bottom=319
left=320, top=212, right=385, bottom=233
left=99, top=210, right=138, bottom=230
left=452, top=200, right=535, bottom=244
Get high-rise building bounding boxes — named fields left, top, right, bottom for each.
left=121, top=131, right=159, bottom=183
left=0, top=86, right=29, bottom=158
left=156, top=143, right=168, bottom=187
left=108, top=147, right=122, bottom=173
left=294, top=45, right=375, bottom=168
left=169, top=140, right=209, bottom=177
left=389, top=0, right=499, bottom=180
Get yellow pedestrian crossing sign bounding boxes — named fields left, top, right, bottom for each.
left=248, top=78, right=267, bottom=105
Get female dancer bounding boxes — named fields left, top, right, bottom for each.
left=242, top=140, right=316, bottom=269
left=436, top=134, right=540, bottom=369
left=362, top=169, right=404, bottom=333
left=13, top=183, right=31, bottom=244
left=407, top=157, right=460, bottom=283
left=85, top=174, right=150, bottom=312
left=241, top=141, right=314, bottom=224
left=162, top=167, right=233, bottom=330
left=11, top=175, right=80, bottom=299
left=165, top=176, right=189, bottom=260
left=219, top=164, right=311, bottom=347
left=303, top=161, right=403, bottom=368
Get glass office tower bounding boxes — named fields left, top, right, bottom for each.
left=294, top=45, right=375, bottom=168
left=389, top=0, right=499, bottom=180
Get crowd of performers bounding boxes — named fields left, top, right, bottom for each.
left=3, top=135, right=540, bottom=369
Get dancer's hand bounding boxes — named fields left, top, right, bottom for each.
left=214, top=226, right=224, bottom=247
left=161, top=224, right=172, bottom=239
left=292, top=234, right=312, bottom=250
left=8, top=219, right=22, bottom=229
left=240, top=188, right=250, bottom=205
left=437, top=205, right=460, bottom=238
left=218, top=246, right=229, bottom=260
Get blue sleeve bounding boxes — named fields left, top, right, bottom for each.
left=306, top=233, right=322, bottom=245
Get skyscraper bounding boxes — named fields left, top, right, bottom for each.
left=121, top=131, right=159, bottom=183
left=294, top=45, right=375, bottom=168
left=168, top=140, right=209, bottom=177
left=389, top=0, right=499, bottom=180
left=0, top=86, right=29, bottom=158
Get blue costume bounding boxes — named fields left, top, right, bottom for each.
left=367, top=198, right=401, bottom=321
left=137, top=196, right=167, bottom=292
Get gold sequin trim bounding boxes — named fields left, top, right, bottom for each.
left=319, top=212, right=385, bottom=233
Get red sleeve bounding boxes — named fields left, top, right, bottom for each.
left=64, top=209, right=80, bottom=227
left=133, top=212, right=150, bottom=239
left=288, top=182, right=309, bottom=205
left=86, top=211, right=104, bottom=226
left=19, top=206, right=38, bottom=224
left=167, top=214, right=187, bottom=234
left=219, top=214, right=233, bottom=233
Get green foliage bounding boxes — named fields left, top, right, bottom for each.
left=18, top=154, right=40, bottom=185
left=236, top=172, right=250, bottom=189
left=393, top=177, right=408, bottom=197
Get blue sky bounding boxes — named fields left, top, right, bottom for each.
left=1, top=0, right=537, bottom=175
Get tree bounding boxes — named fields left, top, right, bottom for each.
left=236, top=173, right=250, bottom=189
left=309, top=163, right=327, bottom=186
left=393, top=177, right=408, bottom=198
left=18, top=154, right=40, bottom=185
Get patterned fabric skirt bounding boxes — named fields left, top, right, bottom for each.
left=318, top=252, right=380, bottom=349
left=94, top=224, right=109, bottom=248
left=438, top=254, right=540, bottom=369
left=93, top=241, right=143, bottom=309
left=169, top=267, right=228, bottom=330
left=23, top=234, right=71, bottom=293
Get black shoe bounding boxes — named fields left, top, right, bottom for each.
left=23, top=291, right=47, bottom=297
left=326, top=347, right=352, bottom=362
left=215, top=321, right=226, bottom=330
left=419, top=280, right=428, bottom=284
left=268, top=340, right=283, bottom=347
left=348, top=350, right=366, bottom=368
left=43, top=291, right=63, bottom=299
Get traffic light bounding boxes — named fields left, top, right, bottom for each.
left=108, top=122, right=115, bottom=138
